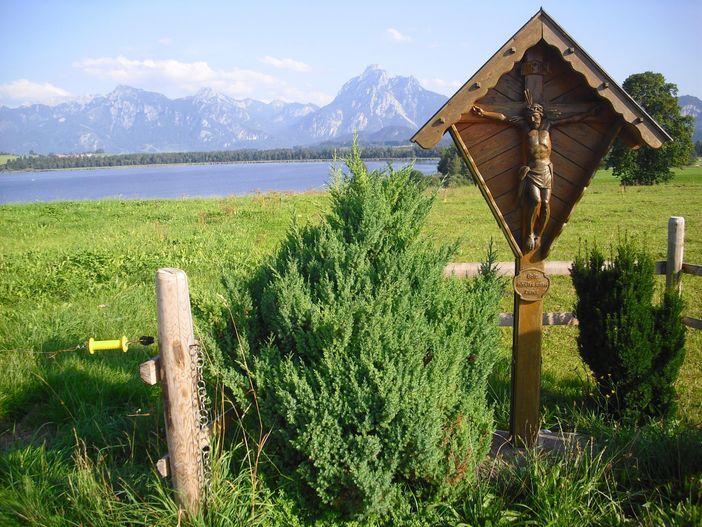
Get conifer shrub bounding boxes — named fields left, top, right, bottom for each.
left=226, top=146, right=503, bottom=517
left=570, top=242, right=686, bottom=422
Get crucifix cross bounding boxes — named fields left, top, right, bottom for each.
left=460, top=101, right=600, bottom=121
left=473, top=46, right=595, bottom=446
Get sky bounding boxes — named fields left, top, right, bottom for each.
left=0, top=0, right=700, bottom=108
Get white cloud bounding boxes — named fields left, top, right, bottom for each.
left=420, top=77, right=462, bottom=95
left=0, top=79, right=73, bottom=106
left=74, top=56, right=277, bottom=98
left=259, top=56, right=311, bottom=72
left=73, top=55, right=330, bottom=104
left=386, top=28, right=412, bottom=43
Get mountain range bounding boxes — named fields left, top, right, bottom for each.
left=679, top=95, right=702, bottom=142
left=0, top=67, right=699, bottom=154
left=0, top=65, right=448, bottom=154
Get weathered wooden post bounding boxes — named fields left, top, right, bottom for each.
left=412, top=9, right=670, bottom=447
left=666, top=216, right=685, bottom=293
left=140, top=268, right=210, bottom=515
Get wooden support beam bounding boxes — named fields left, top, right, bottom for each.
left=460, top=101, right=599, bottom=122
left=682, top=263, right=702, bottom=277
left=498, top=312, right=578, bottom=327
left=500, top=312, right=700, bottom=329
left=445, top=260, right=669, bottom=277
left=666, top=216, right=685, bottom=293
left=156, top=455, right=171, bottom=478
left=498, top=313, right=514, bottom=326
left=656, top=261, right=667, bottom=275
left=542, top=312, right=578, bottom=326
left=444, top=260, right=573, bottom=277
left=683, top=317, right=702, bottom=331
left=139, top=356, right=161, bottom=385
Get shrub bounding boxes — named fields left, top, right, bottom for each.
left=228, top=145, right=503, bottom=517
left=570, top=242, right=686, bottom=422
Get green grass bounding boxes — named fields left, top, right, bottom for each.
left=1, top=167, right=701, bottom=525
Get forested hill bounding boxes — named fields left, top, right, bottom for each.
left=0, top=145, right=441, bottom=172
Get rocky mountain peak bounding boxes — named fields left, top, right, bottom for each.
left=192, top=87, right=235, bottom=105
left=290, top=65, right=448, bottom=144
left=0, top=66, right=449, bottom=153
left=193, top=87, right=218, bottom=99
left=361, top=64, right=386, bottom=78
left=107, top=85, right=143, bottom=99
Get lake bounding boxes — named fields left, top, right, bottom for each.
left=0, top=160, right=438, bottom=204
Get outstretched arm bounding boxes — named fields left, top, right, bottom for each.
left=472, top=105, right=523, bottom=125
left=551, top=104, right=601, bottom=126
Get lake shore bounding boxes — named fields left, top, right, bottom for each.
left=0, top=156, right=440, bottom=174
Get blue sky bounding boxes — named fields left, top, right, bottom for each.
left=0, top=0, right=699, bottom=108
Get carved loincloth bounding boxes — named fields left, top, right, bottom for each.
left=518, top=163, right=553, bottom=203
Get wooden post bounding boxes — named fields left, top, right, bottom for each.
left=510, top=254, right=545, bottom=447
left=155, top=268, right=203, bottom=515
left=508, top=46, right=547, bottom=449
left=666, top=216, right=685, bottom=293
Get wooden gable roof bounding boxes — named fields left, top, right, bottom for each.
left=411, top=9, right=671, bottom=151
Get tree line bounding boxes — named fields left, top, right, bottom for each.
left=0, top=145, right=441, bottom=172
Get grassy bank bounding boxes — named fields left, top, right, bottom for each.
left=1, top=166, right=700, bottom=525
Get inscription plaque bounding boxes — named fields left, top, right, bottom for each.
left=513, top=268, right=550, bottom=301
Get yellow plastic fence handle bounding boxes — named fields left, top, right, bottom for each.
left=88, top=336, right=129, bottom=354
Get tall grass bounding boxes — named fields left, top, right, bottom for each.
left=0, top=435, right=276, bottom=526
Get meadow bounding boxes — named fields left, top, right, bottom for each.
left=0, top=166, right=700, bottom=525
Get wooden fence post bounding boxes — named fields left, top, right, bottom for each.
left=666, top=216, right=685, bottom=293
left=151, top=268, right=207, bottom=515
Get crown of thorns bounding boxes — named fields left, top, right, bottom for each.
left=524, top=90, right=544, bottom=115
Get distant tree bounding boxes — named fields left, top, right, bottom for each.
left=606, top=72, right=694, bottom=185
left=695, top=140, right=702, bottom=157
left=0, top=145, right=442, bottom=172
left=408, top=168, right=429, bottom=185
left=437, top=145, right=472, bottom=186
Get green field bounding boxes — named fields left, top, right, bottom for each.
left=1, top=166, right=700, bottom=525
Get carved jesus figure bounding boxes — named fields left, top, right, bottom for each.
left=472, top=90, right=598, bottom=251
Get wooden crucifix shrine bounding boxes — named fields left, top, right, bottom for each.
left=412, top=9, right=670, bottom=447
